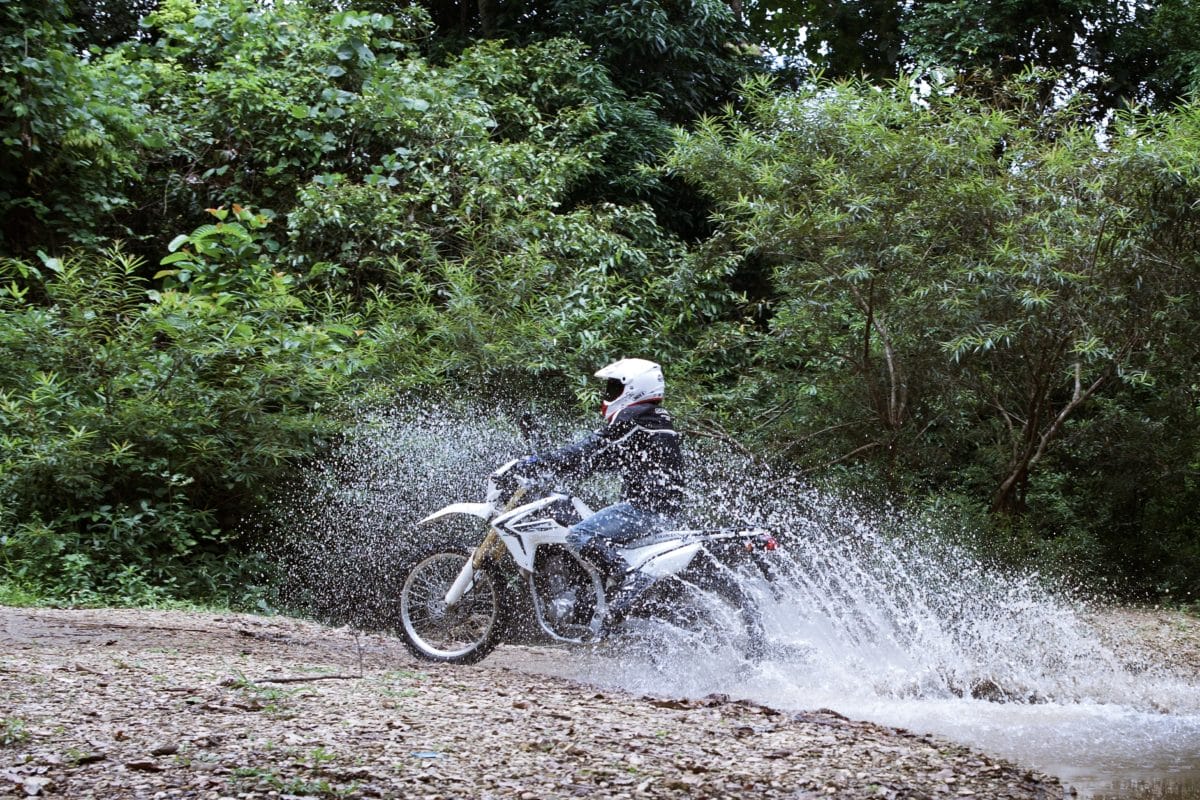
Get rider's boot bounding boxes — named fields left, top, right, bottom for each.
left=579, top=539, right=653, bottom=638
left=599, top=570, right=655, bottom=636
left=579, top=539, right=628, bottom=588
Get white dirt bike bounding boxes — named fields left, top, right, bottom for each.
left=396, top=425, right=779, bottom=664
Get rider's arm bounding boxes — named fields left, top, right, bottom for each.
left=535, top=421, right=626, bottom=478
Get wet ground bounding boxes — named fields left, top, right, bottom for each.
left=489, top=607, right=1200, bottom=800
left=2, top=606, right=1062, bottom=799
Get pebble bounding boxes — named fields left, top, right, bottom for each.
left=2, top=607, right=1069, bottom=800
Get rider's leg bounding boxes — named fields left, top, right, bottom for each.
left=577, top=537, right=627, bottom=584
left=600, top=571, right=656, bottom=634
left=566, top=502, right=667, bottom=634
left=566, top=502, right=646, bottom=586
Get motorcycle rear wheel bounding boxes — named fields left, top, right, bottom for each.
left=397, top=546, right=507, bottom=664
left=655, top=555, right=768, bottom=662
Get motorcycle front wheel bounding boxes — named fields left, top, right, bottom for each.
left=396, top=545, right=507, bottom=664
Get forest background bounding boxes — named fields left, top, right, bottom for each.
left=1, top=0, right=1198, bottom=610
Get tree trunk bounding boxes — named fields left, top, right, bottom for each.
left=478, top=0, right=495, bottom=37
left=990, top=363, right=1107, bottom=515
left=991, top=461, right=1029, bottom=515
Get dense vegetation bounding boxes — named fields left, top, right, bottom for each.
left=2, top=0, right=1197, bottom=607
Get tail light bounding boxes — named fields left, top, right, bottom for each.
left=744, top=534, right=778, bottom=552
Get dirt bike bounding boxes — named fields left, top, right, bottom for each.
left=395, top=422, right=780, bottom=665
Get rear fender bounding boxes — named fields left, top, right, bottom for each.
left=623, top=541, right=701, bottom=578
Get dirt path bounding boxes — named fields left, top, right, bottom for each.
left=1, top=606, right=1069, bottom=799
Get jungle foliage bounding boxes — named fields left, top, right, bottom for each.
left=1, top=0, right=1198, bottom=606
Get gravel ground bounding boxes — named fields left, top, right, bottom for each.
left=1085, top=605, right=1200, bottom=680
left=0, top=606, right=1069, bottom=799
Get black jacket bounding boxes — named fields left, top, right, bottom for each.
left=537, top=403, right=686, bottom=515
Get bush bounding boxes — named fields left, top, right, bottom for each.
left=0, top=215, right=377, bottom=604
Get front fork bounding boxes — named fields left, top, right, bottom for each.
left=443, top=488, right=527, bottom=606
left=444, top=529, right=507, bottom=605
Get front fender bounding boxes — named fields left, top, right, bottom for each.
left=419, top=502, right=494, bottom=525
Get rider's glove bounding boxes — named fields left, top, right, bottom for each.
left=512, top=455, right=540, bottom=479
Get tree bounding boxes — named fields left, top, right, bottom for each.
left=666, top=75, right=1197, bottom=515
left=1, top=0, right=714, bottom=602
left=69, top=0, right=161, bottom=48
left=407, top=0, right=763, bottom=236
left=905, top=0, right=1200, bottom=113
left=1103, top=0, right=1200, bottom=109
left=0, top=0, right=151, bottom=254
left=0, top=222, right=377, bottom=601
left=416, top=0, right=756, bottom=112
left=744, top=0, right=905, bottom=81
left=904, top=0, right=1099, bottom=79
left=745, top=0, right=1200, bottom=114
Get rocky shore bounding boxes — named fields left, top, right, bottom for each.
left=0, top=607, right=1070, bottom=799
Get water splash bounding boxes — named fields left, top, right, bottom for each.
left=262, top=403, right=1200, bottom=798
left=262, top=404, right=526, bottom=626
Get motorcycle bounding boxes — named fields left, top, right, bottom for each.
left=395, top=420, right=780, bottom=665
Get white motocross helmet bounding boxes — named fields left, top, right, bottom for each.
left=595, top=358, right=665, bottom=424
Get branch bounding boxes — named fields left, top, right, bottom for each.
left=991, top=363, right=1110, bottom=513
left=477, top=0, right=496, bottom=36
left=862, top=278, right=874, bottom=378
left=253, top=674, right=361, bottom=684
left=847, top=281, right=905, bottom=428
left=801, top=441, right=882, bottom=475
left=1029, top=364, right=1107, bottom=469
left=689, top=419, right=756, bottom=460
left=778, top=419, right=871, bottom=456
left=148, top=354, right=183, bottom=401
left=914, top=415, right=941, bottom=440
left=1086, top=213, right=1109, bottom=279
left=751, top=402, right=793, bottom=434
left=874, top=312, right=905, bottom=428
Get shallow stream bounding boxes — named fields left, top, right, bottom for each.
left=499, top=608, right=1200, bottom=799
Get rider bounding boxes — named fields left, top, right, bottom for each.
left=516, top=357, right=686, bottom=632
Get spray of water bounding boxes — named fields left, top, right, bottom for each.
left=261, top=402, right=1200, bottom=797
left=263, top=404, right=526, bottom=627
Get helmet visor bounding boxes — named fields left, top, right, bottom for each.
left=603, top=378, right=624, bottom=402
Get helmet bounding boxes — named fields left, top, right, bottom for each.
left=595, top=358, right=664, bottom=423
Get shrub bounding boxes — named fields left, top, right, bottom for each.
left=0, top=216, right=377, bottom=603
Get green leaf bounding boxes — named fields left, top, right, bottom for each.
left=159, top=251, right=191, bottom=266
left=36, top=251, right=63, bottom=273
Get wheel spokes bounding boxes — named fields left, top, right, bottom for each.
left=401, top=552, right=498, bottom=657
